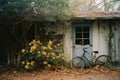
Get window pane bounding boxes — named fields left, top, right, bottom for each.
left=76, top=33, right=82, bottom=38
left=76, top=39, right=82, bottom=45
left=83, top=26, right=89, bottom=32
left=84, top=39, right=90, bottom=45
left=83, top=33, right=89, bottom=38
left=76, top=27, right=82, bottom=32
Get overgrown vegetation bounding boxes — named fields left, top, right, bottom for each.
left=0, top=0, right=72, bottom=23
left=20, top=39, right=66, bottom=71
left=0, top=0, right=72, bottom=66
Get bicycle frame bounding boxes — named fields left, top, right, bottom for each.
left=81, top=48, right=98, bottom=67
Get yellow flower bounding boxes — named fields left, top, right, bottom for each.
left=34, top=43, right=38, bottom=46
left=25, top=65, right=29, bottom=69
left=30, top=45, right=37, bottom=53
left=42, top=52, right=47, bottom=55
left=52, top=57, right=55, bottom=60
left=21, top=61, right=25, bottom=64
left=21, top=49, right=25, bottom=53
left=32, top=45, right=37, bottom=50
left=43, top=61, right=48, bottom=65
left=26, top=62, right=30, bottom=65
left=42, top=46, right=47, bottom=50
left=57, top=44, right=60, bottom=46
left=48, top=46, right=52, bottom=50
left=33, top=40, right=36, bottom=43
left=48, top=53, right=50, bottom=55
left=47, top=64, right=51, bottom=68
left=31, top=61, right=35, bottom=65
left=37, top=51, right=41, bottom=54
left=56, top=56, right=60, bottom=59
left=48, top=40, right=52, bottom=45
left=29, top=42, right=32, bottom=46
left=37, top=40, right=40, bottom=44
left=51, top=52, right=55, bottom=56
left=29, top=50, right=33, bottom=53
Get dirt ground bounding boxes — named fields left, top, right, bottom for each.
left=0, top=65, right=120, bottom=80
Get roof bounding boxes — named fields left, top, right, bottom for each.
left=74, top=12, right=120, bottom=20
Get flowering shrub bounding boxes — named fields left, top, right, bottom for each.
left=20, top=39, right=65, bottom=71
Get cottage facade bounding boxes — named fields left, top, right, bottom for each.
left=47, top=12, right=120, bottom=62
left=0, top=12, right=120, bottom=65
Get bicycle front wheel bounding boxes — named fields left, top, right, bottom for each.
left=71, top=56, right=85, bottom=69
left=95, top=55, right=111, bottom=67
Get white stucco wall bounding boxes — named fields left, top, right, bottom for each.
left=92, top=20, right=120, bottom=61
left=63, top=23, right=73, bottom=62
left=93, top=21, right=109, bottom=57
left=92, top=21, right=99, bottom=53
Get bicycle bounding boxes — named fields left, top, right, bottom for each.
left=71, top=48, right=112, bottom=69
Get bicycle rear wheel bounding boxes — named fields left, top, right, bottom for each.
left=95, top=55, right=112, bottom=67
left=71, top=56, right=85, bottom=69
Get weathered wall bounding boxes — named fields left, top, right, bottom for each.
left=93, top=20, right=109, bottom=57
left=37, top=20, right=120, bottom=62
left=109, top=20, right=120, bottom=61
left=62, top=19, right=120, bottom=62
left=93, top=20, right=120, bottom=61
left=63, top=23, right=73, bottom=62
left=38, top=22, right=72, bottom=62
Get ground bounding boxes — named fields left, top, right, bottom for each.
left=0, top=65, right=120, bottom=80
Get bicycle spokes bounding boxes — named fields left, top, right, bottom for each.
left=71, top=57, right=85, bottom=69
left=95, top=55, right=111, bottom=67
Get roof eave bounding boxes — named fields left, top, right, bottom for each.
left=72, top=16, right=120, bottom=20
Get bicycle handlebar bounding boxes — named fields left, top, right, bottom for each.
left=83, top=48, right=89, bottom=54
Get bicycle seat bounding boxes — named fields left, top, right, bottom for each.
left=93, top=51, right=98, bottom=54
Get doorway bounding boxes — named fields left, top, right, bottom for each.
left=72, top=22, right=92, bottom=60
